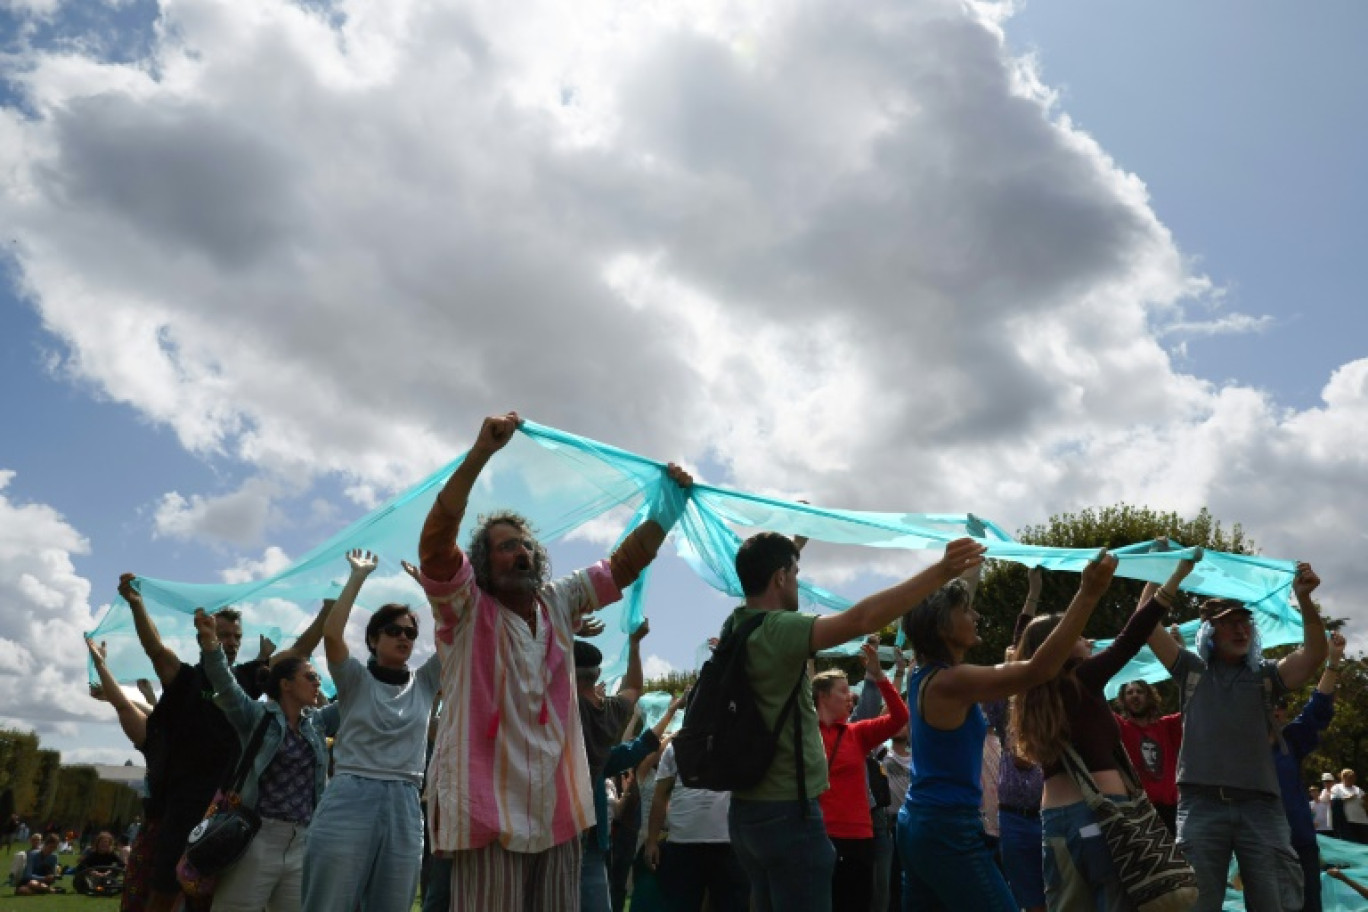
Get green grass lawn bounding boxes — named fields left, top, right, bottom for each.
left=0, top=852, right=118, bottom=912
left=0, top=852, right=428, bottom=912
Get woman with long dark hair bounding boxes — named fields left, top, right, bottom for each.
left=1009, top=557, right=1196, bottom=911
left=896, top=553, right=1117, bottom=911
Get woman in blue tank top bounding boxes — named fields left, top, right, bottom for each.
left=896, top=553, right=1118, bottom=912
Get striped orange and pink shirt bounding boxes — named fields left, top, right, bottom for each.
left=420, top=555, right=622, bottom=854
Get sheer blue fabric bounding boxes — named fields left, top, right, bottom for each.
left=88, top=420, right=1304, bottom=697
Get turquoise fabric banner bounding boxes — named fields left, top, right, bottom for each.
left=89, top=420, right=1303, bottom=695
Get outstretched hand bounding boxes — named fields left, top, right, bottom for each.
left=346, top=548, right=378, bottom=576
left=578, top=616, right=606, bottom=638
left=665, top=463, right=693, bottom=489
left=473, top=412, right=521, bottom=455
left=1329, top=630, right=1347, bottom=663
left=1293, top=562, right=1321, bottom=601
left=1080, top=551, right=1119, bottom=595
left=85, top=636, right=107, bottom=665
left=861, top=639, right=884, bottom=680
left=938, top=538, right=987, bottom=580
left=117, top=573, right=141, bottom=605
left=192, top=608, right=216, bottom=644
left=630, top=618, right=652, bottom=644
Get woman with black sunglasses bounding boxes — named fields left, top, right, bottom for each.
left=300, top=549, right=442, bottom=912
left=194, top=607, right=341, bottom=911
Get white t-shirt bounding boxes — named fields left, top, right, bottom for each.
left=636, top=765, right=659, bottom=853
left=657, top=744, right=730, bottom=843
left=1332, top=783, right=1368, bottom=824
left=1312, top=791, right=1334, bottom=831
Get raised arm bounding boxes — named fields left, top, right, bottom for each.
left=1144, top=564, right=1193, bottom=672
left=85, top=637, right=147, bottom=750
left=118, top=573, right=181, bottom=687
left=419, top=412, right=520, bottom=581
left=272, top=598, right=335, bottom=666
left=1315, top=630, right=1347, bottom=696
left=1084, top=556, right=1197, bottom=684
left=851, top=639, right=887, bottom=723
left=811, top=538, right=987, bottom=652
left=1011, top=566, right=1044, bottom=648
left=194, top=609, right=263, bottom=736
left=607, top=463, right=693, bottom=592
left=1277, top=563, right=1329, bottom=690
left=932, top=553, right=1118, bottom=707
left=604, top=695, right=682, bottom=778
left=617, top=620, right=650, bottom=706
left=323, top=549, right=378, bottom=666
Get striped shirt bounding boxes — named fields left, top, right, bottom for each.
left=421, top=556, right=621, bottom=854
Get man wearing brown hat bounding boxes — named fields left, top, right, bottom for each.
left=1145, top=563, right=1328, bottom=912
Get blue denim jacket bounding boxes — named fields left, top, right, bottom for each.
left=203, top=646, right=340, bottom=813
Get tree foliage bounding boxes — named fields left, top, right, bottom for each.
left=968, top=504, right=1257, bottom=673
left=0, top=729, right=140, bottom=830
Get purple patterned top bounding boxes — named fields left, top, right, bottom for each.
left=256, top=725, right=316, bottom=824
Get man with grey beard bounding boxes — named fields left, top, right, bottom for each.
left=417, top=411, right=692, bottom=911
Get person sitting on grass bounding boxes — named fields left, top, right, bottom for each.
left=72, top=830, right=125, bottom=895
left=15, top=833, right=63, bottom=895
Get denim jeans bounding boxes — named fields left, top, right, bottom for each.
left=420, top=855, right=452, bottom=912
left=870, top=806, right=893, bottom=912
left=657, top=842, right=749, bottom=912
left=301, top=775, right=423, bottom=912
left=997, top=807, right=1045, bottom=910
left=728, top=798, right=836, bottom=912
left=581, top=836, right=611, bottom=912
left=1295, top=842, right=1321, bottom=912
left=897, top=804, right=1016, bottom=912
left=1176, top=789, right=1303, bottom=912
left=1040, top=799, right=1129, bottom=912
left=213, top=818, right=308, bottom=912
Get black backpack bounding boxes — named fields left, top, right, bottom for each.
left=673, top=613, right=808, bottom=797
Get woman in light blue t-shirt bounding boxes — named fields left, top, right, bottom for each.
left=300, top=550, right=441, bottom=912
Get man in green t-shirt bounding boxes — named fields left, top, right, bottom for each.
left=724, top=532, right=985, bottom=912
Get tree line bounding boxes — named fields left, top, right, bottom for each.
left=646, top=504, right=1368, bottom=778
left=0, top=729, right=142, bottom=833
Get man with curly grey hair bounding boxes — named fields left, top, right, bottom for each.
left=416, top=411, right=692, bottom=911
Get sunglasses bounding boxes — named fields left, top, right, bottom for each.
left=299, top=672, right=321, bottom=684
left=381, top=623, right=419, bottom=641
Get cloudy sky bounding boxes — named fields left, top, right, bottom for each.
left=1, top=0, right=1365, bottom=766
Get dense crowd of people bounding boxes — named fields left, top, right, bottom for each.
left=50, top=412, right=1363, bottom=911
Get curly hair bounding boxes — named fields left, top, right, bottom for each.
left=1008, top=613, right=1081, bottom=768
left=468, top=510, right=551, bottom=593
left=1118, top=679, right=1160, bottom=718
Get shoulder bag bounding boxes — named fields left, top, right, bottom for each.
left=176, top=713, right=273, bottom=898
left=1059, top=743, right=1197, bottom=912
